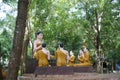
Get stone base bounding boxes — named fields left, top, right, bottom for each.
left=26, top=59, right=94, bottom=75
left=73, top=66, right=94, bottom=73
left=35, top=66, right=73, bottom=75
left=34, top=66, right=94, bottom=75
left=26, top=58, right=38, bottom=73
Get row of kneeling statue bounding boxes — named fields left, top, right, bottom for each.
left=33, top=43, right=92, bottom=67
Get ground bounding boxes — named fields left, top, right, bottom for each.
left=18, top=72, right=120, bottom=80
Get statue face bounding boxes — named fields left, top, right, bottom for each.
left=83, top=48, right=88, bottom=53
left=70, top=51, right=73, bottom=56
left=37, top=33, right=43, bottom=40
left=79, top=50, right=83, bottom=55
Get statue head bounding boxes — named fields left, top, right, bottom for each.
left=70, top=50, right=74, bottom=56
left=59, top=42, right=64, bottom=48
left=36, top=31, right=43, bottom=40
left=79, top=50, right=84, bottom=55
left=42, top=43, right=46, bottom=48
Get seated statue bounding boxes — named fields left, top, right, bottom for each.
left=74, top=45, right=92, bottom=67
left=78, top=50, right=84, bottom=64
left=83, top=46, right=92, bottom=66
left=34, top=43, right=50, bottom=67
left=54, top=43, right=69, bottom=66
left=68, top=51, right=75, bottom=66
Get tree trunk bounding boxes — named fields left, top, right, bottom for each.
left=6, top=0, right=29, bottom=80
left=94, top=9, right=102, bottom=73
left=21, top=29, right=29, bottom=74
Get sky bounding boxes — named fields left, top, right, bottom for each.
left=0, top=0, right=17, bottom=20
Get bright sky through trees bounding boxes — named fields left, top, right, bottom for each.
left=0, top=0, right=17, bottom=20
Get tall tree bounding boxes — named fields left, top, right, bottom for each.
left=6, top=0, right=29, bottom=80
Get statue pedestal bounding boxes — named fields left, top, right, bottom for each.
left=26, top=59, right=94, bottom=75
left=26, top=58, right=38, bottom=73
left=35, top=66, right=73, bottom=75
left=34, top=66, right=94, bottom=75
left=73, top=66, right=94, bottom=73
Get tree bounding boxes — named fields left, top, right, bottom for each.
left=77, top=0, right=120, bottom=72
left=6, top=0, right=29, bottom=80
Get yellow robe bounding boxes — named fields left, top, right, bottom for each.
left=84, top=52, right=92, bottom=66
left=68, top=55, right=75, bottom=66
left=55, top=50, right=67, bottom=66
left=74, top=52, right=92, bottom=67
left=79, top=56, right=84, bottom=64
left=33, top=43, right=42, bottom=55
left=33, top=42, right=42, bottom=56
left=34, top=50, right=49, bottom=67
left=36, top=43, right=42, bottom=51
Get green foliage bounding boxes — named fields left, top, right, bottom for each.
left=0, top=29, right=12, bottom=65
left=3, top=0, right=17, bottom=5
left=0, top=1, right=16, bottom=66
left=41, top=0, right=86, bottom=55
left=100, top=0, right=120, bottom=62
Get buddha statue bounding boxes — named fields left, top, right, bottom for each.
left=75, top=45, right=92, bottom=67
left=68, top=51, right=75, bottom=66
left=54, top=43, right=69, bottom=66
left=34, top=43, right=50, bottom=67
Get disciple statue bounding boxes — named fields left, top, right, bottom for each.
left=34, top=43, right=50, bottom=67
left=75, top=45, right=92, bottom=67
left=54, top=43, right=69, bottom=66
left=82, top=45, right=92, bottom=66
left=68, top=51, right=76, bottom=66
left=78, top=50, right=84, bottom=64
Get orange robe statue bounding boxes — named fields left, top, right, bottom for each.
left=34, top=50, right=49, bottom=67
left=55, top=49, right=68, bottom=66
left=68, top=51, right=75, bottom=66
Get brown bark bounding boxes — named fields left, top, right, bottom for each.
left=6, top=0, right=29, bottom=80
left=21, top=30, right=29, bottom=74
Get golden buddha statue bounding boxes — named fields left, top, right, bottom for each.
left=78, top=50, right=85, bottom=64
left=55, top=43, right=69, bottom=66
left=34, top=43, right=50, bottom=67
left=82, top=45, right=92, bottom=66
left=75, top=45, right=92, bottom=67
left=68, top=51, right=75, bottom=66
